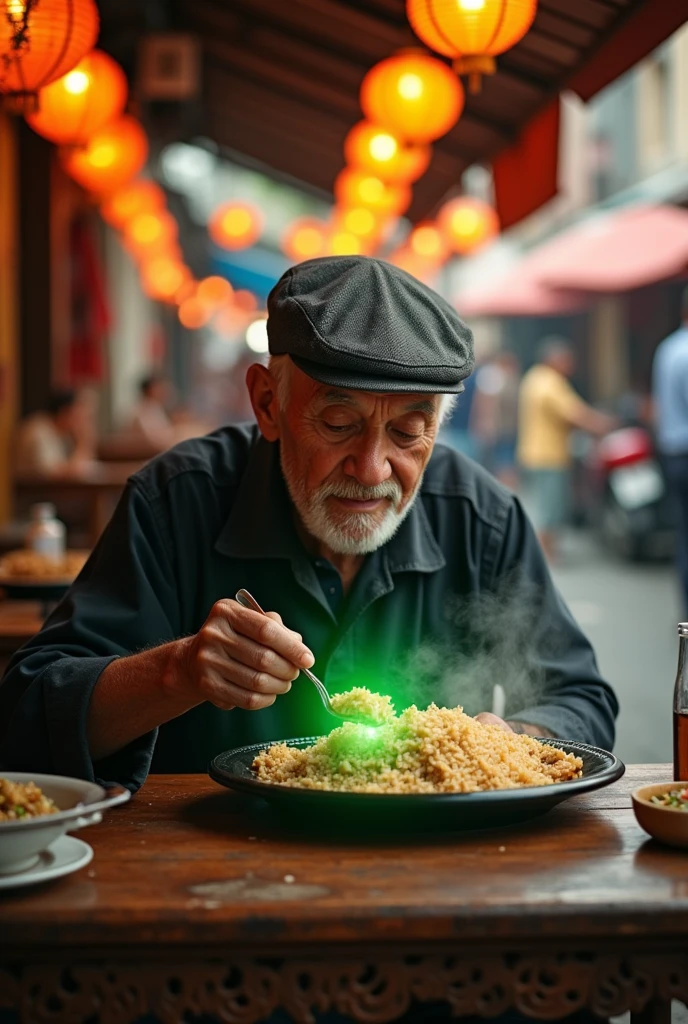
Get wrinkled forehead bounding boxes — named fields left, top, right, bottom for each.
left=314, top=386, right=438, bottom=417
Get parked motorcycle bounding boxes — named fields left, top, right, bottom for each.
left=581, top=426, right=675, bottom=561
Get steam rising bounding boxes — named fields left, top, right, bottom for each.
left=387, top=574, right=560, bottom=718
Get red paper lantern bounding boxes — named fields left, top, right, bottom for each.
left=100, top=180, right=166, bottom=229
left=334, top=168, right=411, bottom=218
left=0, top=0, right=99, bottom=112
left=26, top=50, right=127, bottom=146
left=61, top=115, right=148, bottom=194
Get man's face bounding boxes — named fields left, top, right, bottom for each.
left=271, top=364, right=441, bottom=555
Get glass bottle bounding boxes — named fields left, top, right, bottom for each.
left=673, top=623, right=688, bottom=781
left=26, top=503, right=66, bottom=562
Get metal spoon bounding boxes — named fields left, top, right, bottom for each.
left=234, top=588, right=380, bottom=727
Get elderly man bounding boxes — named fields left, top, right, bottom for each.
left=0, top=258, right=617, bottom=786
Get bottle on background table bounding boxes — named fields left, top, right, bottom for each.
left=673, top=622, right=688, bottom=781
left=26, top=503, right=66, bottom=563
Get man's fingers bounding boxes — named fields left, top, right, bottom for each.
left=474, top=712, right=513, bottom=732
left=206, top=676, right=280, bottom=712
left=203, top=633, right=300, bottom=682
left=229, top=603, right=314, bottom=668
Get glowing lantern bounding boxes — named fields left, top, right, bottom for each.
left=26, top=50, right=127, bottom=146
left=100, top=180, right=166, bottom=229
left=178, top=296, right=211, bottom=330
left=233, top=290, right=259, bottom=313
left=282, top=218, right=329, bottom=263
left=61, top=115, right=148, bottom=194
left=344, top=121, right=431, bottom=184
left=327, top=230, right=369, bottom=257
left=407, top=0, right=537, bottom=92
left=174, top=278, right=198, bottom=305
left=408, top=221, right=449, bottom=262
left=124, top=209, right=177, bottom=257
left=209, top=201, right=262, bottom=251
left=334, top=169, right=411, bottom=218
left=0, top=0, right=99, bottom=113
left=333, top=206, right=387, bottom=245
left=361, top=51, right=464, bottom=144
left=197, top=275, right=233, bottom=311
left=388, top=247, right=438, bottom=285
left=438, top=196, right=499, bottom=254
left=141, top=257, right=190, bottom=303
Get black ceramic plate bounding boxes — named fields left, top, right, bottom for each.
left=209, top=737, right=625, bottom=831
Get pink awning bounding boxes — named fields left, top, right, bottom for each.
left=456, top=275, right=585, bottom=319
left=535, top=205, right=688, bottom=292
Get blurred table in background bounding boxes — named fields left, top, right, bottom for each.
left=16, top=462, right=144, bottom=548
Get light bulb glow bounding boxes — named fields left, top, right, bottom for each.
left=90, top=142, right=117, bottom=168
left=245, top=317, right=269, bottom=353
left=222, top=209, right=252, bottom=235
left=369, top=132, right=397, bottom=162
left=458, top=0, right=486, bottom=8
left=359, top=176, right=384, bottom=203
left=452, top=208, right=481, bottom=236
left=343, top=208, right=376, bottom=235
left=398, top=73, right=423, bottom=100
left=63, top=69, right=90, bottom=95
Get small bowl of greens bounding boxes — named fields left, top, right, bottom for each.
left=632, top=782, right=688, bottom=849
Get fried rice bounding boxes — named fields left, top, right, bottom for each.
left=0, top=778, right=58, bottom=821
left=253, top=700, right=583, bottom=794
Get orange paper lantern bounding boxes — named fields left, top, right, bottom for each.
left=233, top=290, right=259, bottom=313
left=124, top=209, right=177, bottom=257
left=26, top=50, right=127, bottom=146
left=344, top=121, right=431, bottom=184
left=326, top=230, right=369, bottom=257
left=0, top=0, right=99, bottom=112
left=334, top=169, right=411, bottom=218
left=437, top=196, right=499, bottom=254
left=333, top=206, right=388, bottom=244
left=408, top=221, right=449, bottom=262
left=197, top=275, right=233, bottom=310
left=178, top=296, right=211, bottom=330
left=100, top=179, right=166, bottom=229
left=141, top=257, right=190, bottom=303
left=407, top=0, right=537, bottom=92
left=61, top=115, right=148, bottom=195
left=209, top=201, right=262, bottom=251
left=388, top=248, right=439, bottom=285
left=281, top=218, right=330, bottom=262
left=361, top=51, right=464, bottom=144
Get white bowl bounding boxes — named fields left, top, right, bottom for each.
left=0, top=772, right=130, bottom=874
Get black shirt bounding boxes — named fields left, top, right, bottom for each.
left=0, top=425, right=618, bottom=790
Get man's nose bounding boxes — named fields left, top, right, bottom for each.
left=343, top=436, right=393, bottom=487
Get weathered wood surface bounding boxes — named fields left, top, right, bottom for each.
left=1, top=764, right=685, bottom=953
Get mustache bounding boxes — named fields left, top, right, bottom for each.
left=315, top=479, right=404, bottom=505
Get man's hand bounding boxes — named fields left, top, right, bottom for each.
left=474, top=712, right=553, bottom=738
left=171, top=600, right=315, bottom=712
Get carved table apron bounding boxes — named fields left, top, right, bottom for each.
left=1, top=765, right=686, bottom=1024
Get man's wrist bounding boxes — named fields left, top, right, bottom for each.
left=161, top=635, right=199, bottom=711
left=507, top=720, right=554, bottom=738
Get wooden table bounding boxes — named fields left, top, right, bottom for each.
left=16, top=463, right=144, bottom=547
left=1, top=765, right=687, bottom=1024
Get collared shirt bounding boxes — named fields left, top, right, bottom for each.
left=653, top=325, right=688, bottom=456
left=0, top=425, right=617, bottom=789
left=517, top=365, right=587, bottom=470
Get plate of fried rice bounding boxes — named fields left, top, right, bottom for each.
left=209, top=695, right=624, bottom=830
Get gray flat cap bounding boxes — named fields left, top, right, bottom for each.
left=267, top=255, right=474, bottom=393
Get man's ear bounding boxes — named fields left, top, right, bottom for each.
left=246, top=363, right=281, bottom=441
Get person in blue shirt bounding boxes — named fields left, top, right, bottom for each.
left=653, top=288, right=688, bottom=610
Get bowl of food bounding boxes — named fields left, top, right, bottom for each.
left=210, top=695, right=625, bottom=831
left=632, top=782, right=688, bottom=849
left=0, top=549, right=88, bottom=601
left=0, top=773, right=130, bottom=874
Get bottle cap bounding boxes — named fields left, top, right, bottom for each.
left=30, top=502, right=57, bottom=519
left=678, top=623, right=688, bottom=637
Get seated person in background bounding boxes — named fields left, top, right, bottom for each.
left=128, top=373, right=177, bottom=452
left=0, top=257, right=617, bottom=789
left=15, top=389, right=97, bottom=480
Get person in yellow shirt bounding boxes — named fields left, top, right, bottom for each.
left=518, top=339, right=614, bottom=561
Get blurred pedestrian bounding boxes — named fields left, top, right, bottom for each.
left=15, top=388, right=98, bottom=480
left=470, top=351, right=521, bottom=489
left=518, top=338, right=615, bottom=561
left=652, top=287, right=688, bottom=611
left=128, top=373, right=177, bottom=451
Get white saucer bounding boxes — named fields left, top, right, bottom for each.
left=0, top=835, right=93, bottom=890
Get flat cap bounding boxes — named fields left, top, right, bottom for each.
left=267, top=255, right=474, bottom=393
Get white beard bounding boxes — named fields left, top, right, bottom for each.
left=280, top=446, right=422, bottom=556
